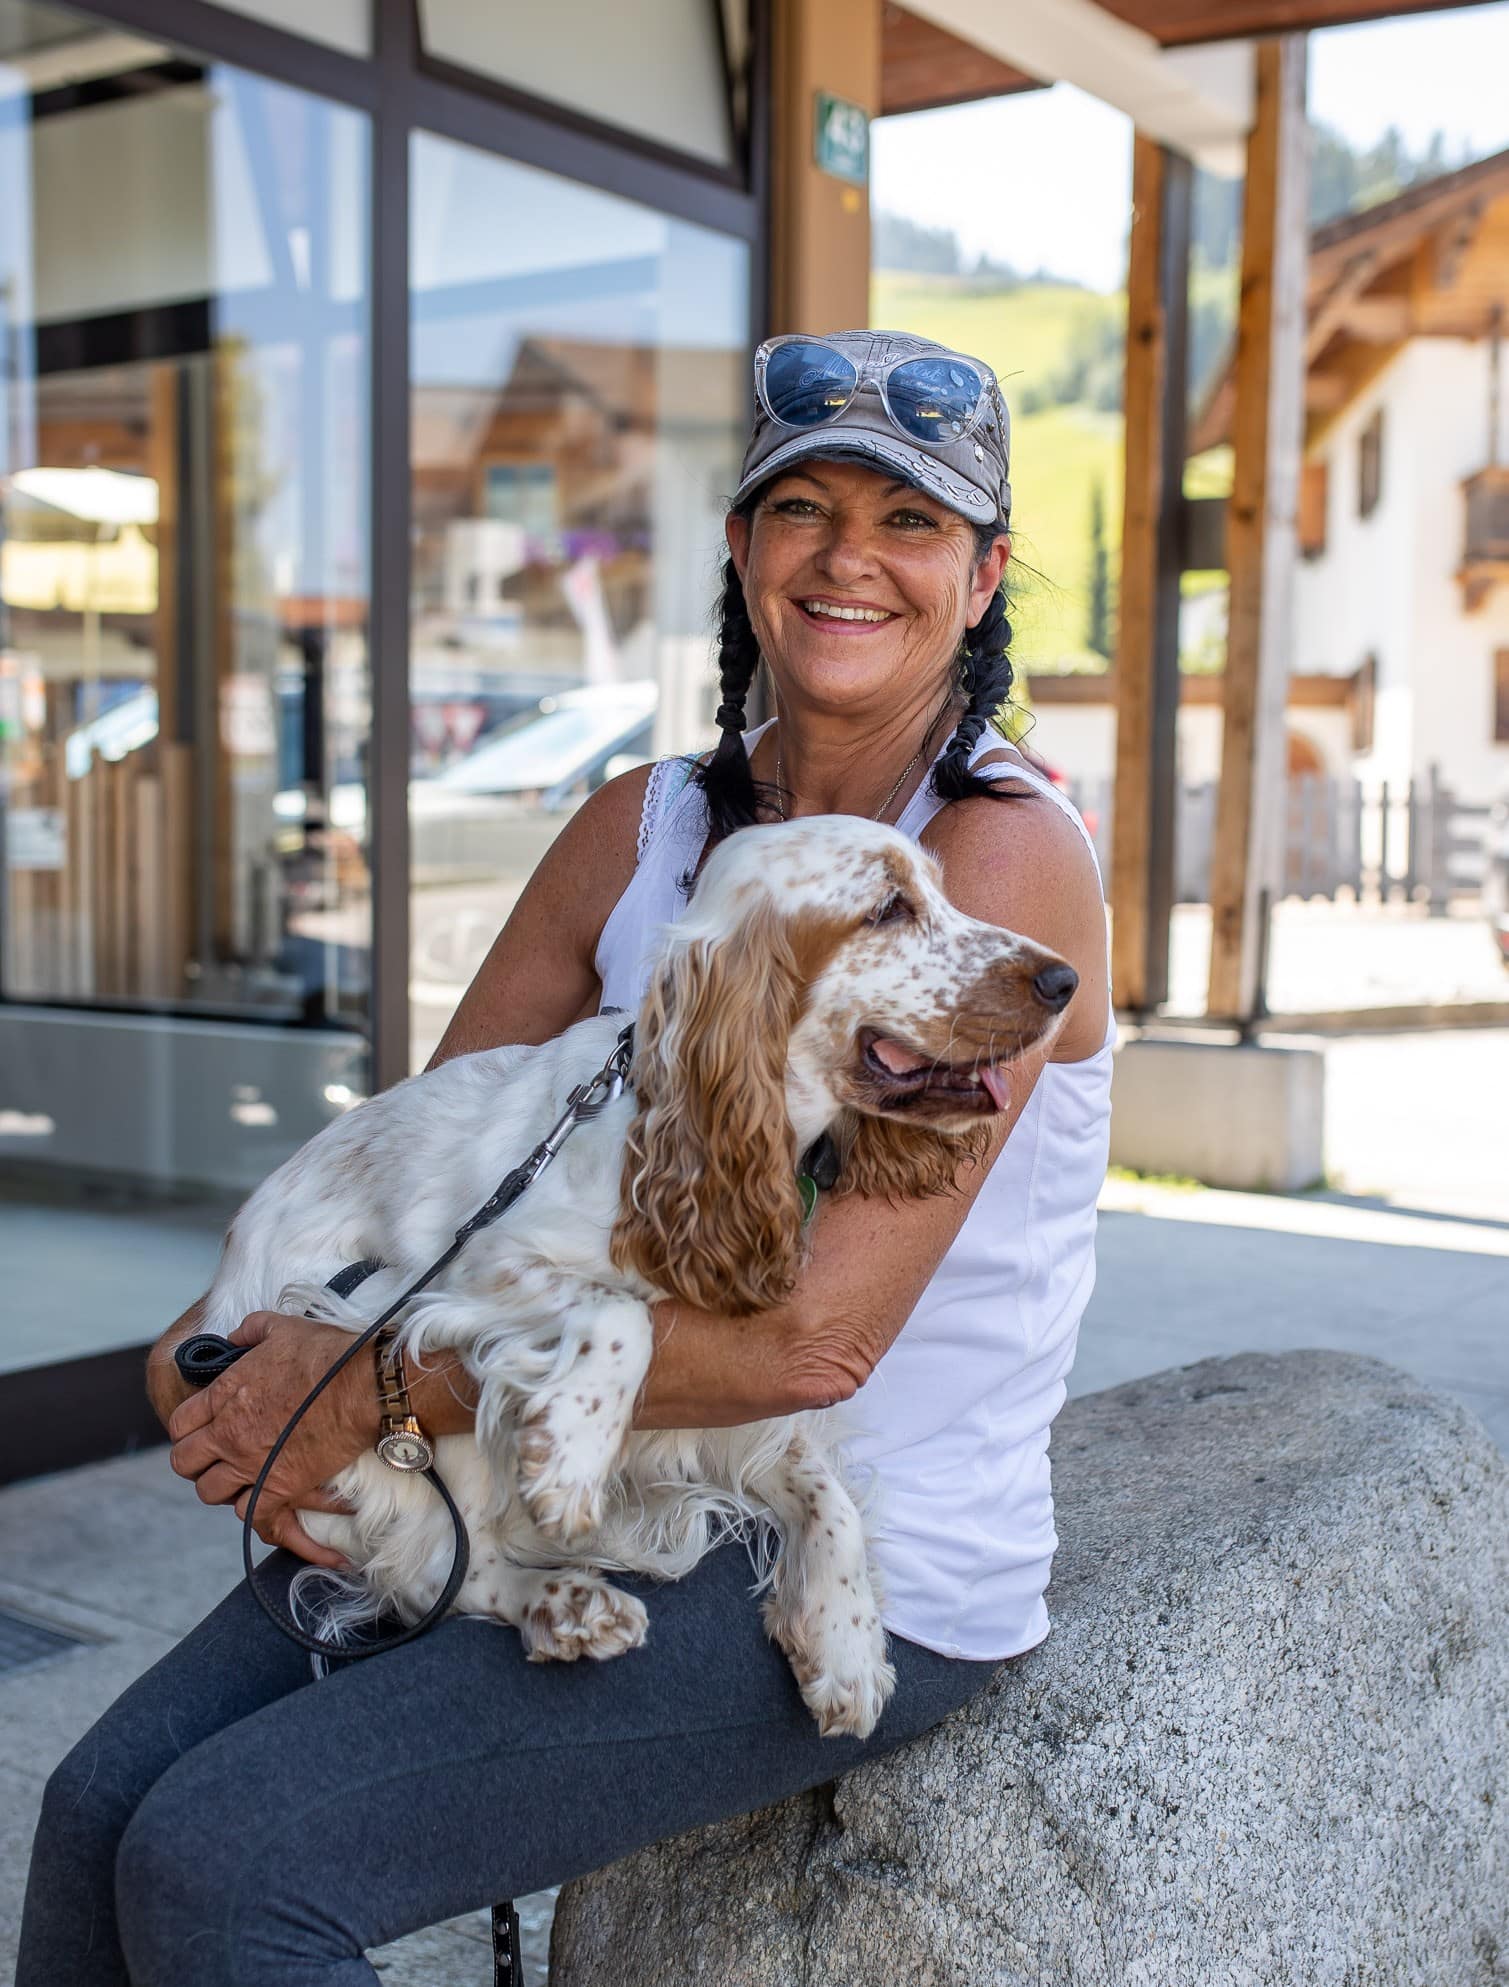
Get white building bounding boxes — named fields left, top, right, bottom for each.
left=1196, top=146, right=1509, bottom=804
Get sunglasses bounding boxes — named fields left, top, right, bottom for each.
left=754, top=336, right=997, bottom=448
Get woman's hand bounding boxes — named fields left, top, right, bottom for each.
left=165, top=1312, right=379, bottom=1569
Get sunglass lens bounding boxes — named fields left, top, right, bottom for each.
left=762, top=341, right=860, bottom=428
left=886, top=358, right=983, bottom=443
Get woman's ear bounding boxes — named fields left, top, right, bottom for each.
left=967, top=531, right=1011, bottom=623
left=611, top=899, right=808, bottom=1316
left=725, top=507, right=751, bottom=583
left=835, top=1112, right=988, bottom=1205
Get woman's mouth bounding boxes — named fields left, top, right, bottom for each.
left=795, top=597, right=897, bottom=631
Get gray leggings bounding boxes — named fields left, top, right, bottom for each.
left=17, top=1544, right=997, bottom=1985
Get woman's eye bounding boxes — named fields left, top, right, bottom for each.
left=868, top=893, right=912, bottom=926
left=890, top=510, right=937, bottom=532
left=772, top=497, right=821, bottom=519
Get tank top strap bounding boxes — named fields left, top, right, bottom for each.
left=633, top=718, right=776, bottom=867
left=899, top=734, right=1104, bottom=882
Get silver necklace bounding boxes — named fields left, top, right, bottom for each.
left=773, top=695, right=954, bottom=825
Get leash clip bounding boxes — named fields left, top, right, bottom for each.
left=564, top=1023, right=635, bottom=1123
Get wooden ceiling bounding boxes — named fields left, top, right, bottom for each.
left=1189, top=147, right=1509, bottom=454
left=881, top=0, right=1502, bottom=116
left=880, top=5, right=1043, bottom=116
left=1095, top=0, right=1501, bottom=44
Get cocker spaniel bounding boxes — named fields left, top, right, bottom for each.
left=200, top=814, right=1077, bottom=1737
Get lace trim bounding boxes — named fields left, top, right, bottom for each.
left=636, top=759, right=671, bottom=864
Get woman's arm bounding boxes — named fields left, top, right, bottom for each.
left=634, top=782, right=1110, bottom=1427
left=146, top=1294, right=209, bottom=1427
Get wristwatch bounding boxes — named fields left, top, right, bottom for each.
left=373, top=1326, right=434, bottom=1472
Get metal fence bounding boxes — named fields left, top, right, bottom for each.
left=1066, top=764, right=1494, bottom=909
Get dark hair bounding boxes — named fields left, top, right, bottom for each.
left=692, top=503, right=1021, bottom=845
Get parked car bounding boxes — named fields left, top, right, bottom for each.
left=426, top=680, right=658, bottom=807
left=1484, top=786, right=1509, bottom=970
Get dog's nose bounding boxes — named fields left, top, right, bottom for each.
left=1032, top=962, right=1079, bottom=1011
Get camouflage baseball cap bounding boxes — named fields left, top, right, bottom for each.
left=734, top=329, right=1011, bottom=528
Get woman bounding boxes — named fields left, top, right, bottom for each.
left=18, top=329, right=1113, bottom=1985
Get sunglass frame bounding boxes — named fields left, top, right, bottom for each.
left=753, top=335, right=1001, bottom=449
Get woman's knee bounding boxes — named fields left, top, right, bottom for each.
left=38, top=1718, right=151, bottom=1863
left=114, top=1767, right=236, bottom=1984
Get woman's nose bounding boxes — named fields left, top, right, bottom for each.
left=815, top=521, right=879, bottom=582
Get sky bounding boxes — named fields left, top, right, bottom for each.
left=869, top=1, right=1509, bottom=295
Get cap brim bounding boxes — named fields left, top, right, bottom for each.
left=732, top=430, right=1006, bottom=526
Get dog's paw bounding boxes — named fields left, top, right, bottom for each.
left=764, top=1592, right=897, bottom=1740
left=518, top=1573, right=648, bottom=1663
left=515, top=1385, right=628, bottom=1543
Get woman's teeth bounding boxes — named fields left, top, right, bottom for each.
left=801, top=600, right=891, bottom=622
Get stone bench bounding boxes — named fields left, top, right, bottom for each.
left=551, top=1351, right=1509, bottom=1986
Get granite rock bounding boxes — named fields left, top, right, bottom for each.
left=551, top=1351, right=1509, bottom=1986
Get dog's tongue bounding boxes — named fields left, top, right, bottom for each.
left=979, top=1064, right=1012, bottom=1111
left=870, top=1037, right=930, bottom=1075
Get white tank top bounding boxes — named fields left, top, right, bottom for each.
left=594, top=723, right=1116, bottom=1660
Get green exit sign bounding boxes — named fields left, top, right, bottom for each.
left=814, top=91, right=869, bottom=186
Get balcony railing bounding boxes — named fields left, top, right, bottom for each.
left=1460, top=464, right=1509, bottom=610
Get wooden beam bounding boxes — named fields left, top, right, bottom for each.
left=1304, top=248, right=1381, bottom=362
left=770, top=0, right=881, bottom=335
left=1207, top=36, right=1310, bottom=1024
left=880, top=2, right=1043, bottom=114
left=1339, top=295, right=1415, bottom=342
left=1111, top=134, right=1191, bottom=1015
left=1096, top=0, right=1501, bottom=45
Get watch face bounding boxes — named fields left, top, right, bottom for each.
left=377, top=1428, right=432, bottom=1472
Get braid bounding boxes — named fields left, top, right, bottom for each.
left=690, top=553, right=778, bottom=845
left=930, top=572, right=1023, bottom=805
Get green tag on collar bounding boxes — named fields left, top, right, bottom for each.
left=798, top=1173, right=819, bottom=1225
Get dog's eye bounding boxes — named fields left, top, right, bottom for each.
left=867, top=892, right=912, bottom=927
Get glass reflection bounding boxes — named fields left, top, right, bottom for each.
left=0, top=40, right=371, bottom=1028
left=408, top=132, right=749, bottom=1068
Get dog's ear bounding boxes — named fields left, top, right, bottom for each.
left=834, top=1112, right=988, bottom=1204
left=611, top=899, right=808, bottom=1316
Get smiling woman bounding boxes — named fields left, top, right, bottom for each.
left=19, top=327, right=1115, bottom=1987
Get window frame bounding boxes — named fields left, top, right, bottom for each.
left=2, top=0, right=771, bottom=1090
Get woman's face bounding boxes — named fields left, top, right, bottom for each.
left=725, top=459, right=1010, bottom=726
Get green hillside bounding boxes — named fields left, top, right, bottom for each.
left=871, top=272, right=1126, bottom=671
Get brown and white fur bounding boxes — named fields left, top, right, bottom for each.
left=201, top=815, right=1076, bottom=1737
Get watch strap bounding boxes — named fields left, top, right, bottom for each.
left=373, top=1324, right=418, bottom=1428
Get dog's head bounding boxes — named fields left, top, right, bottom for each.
left=611, top=815, right=1077, bottom=1315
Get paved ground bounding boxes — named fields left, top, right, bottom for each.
left=1165, top=895, right=1508, bottom=1018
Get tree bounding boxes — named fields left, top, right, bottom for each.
left=871, top=211, right=964, bottom=276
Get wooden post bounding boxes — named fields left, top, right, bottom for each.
left=1110, top=135, right=1192, bottom=1014
left=769, top=0, right=880, bottom=334
left=1207, top=35, right=1309, bottom=1022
